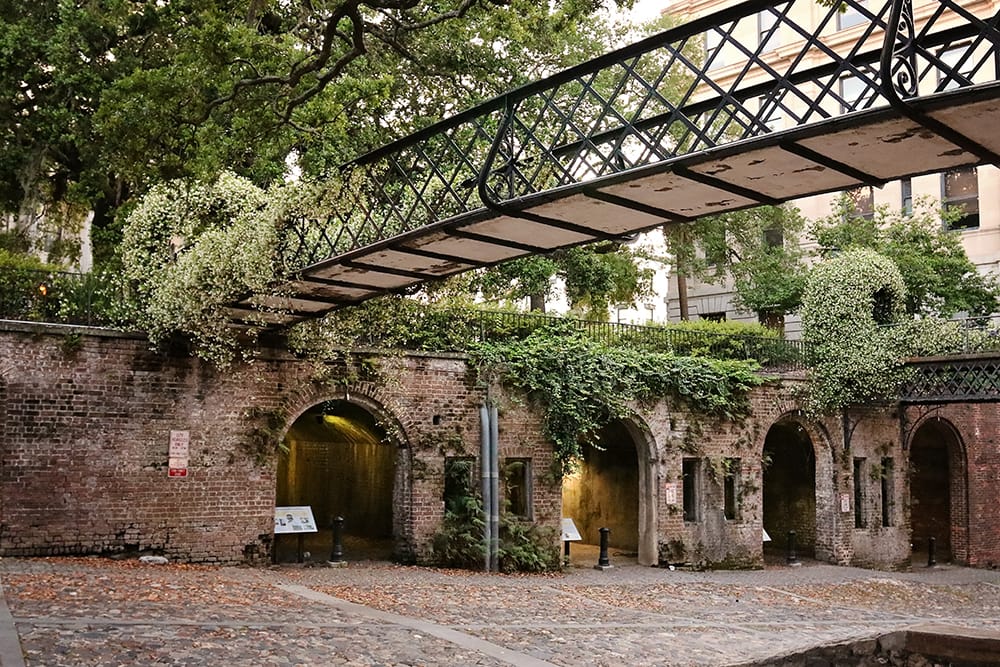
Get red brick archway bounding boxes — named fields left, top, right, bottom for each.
left=908, top=417, right=968, bottom=564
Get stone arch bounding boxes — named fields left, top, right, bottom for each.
left=561, top=412, right=659, bottom=566
left=277, top=383, right=415, bottom=561
left=620, top=413, right=659, bottom=567
left=760, top=411, right=837, bottom=562
left=906, top=415, right=969, bottom=564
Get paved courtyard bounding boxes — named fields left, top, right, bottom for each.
left=0, top=549, right=998, bottom=666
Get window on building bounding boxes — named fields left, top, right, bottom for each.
left=700, top=312, right=726, bottom=323
left=723, top=458, right=740, bottom=521
left=682, top=458, right=701, bottom=522
left=838, top=74, right=876, bottom=113
left=758, top=310, right=784, bottom=331
left=943, top=167, right=980, bottom=230
left=759, top=96, right=784, bottom=132
left=937, top=43, right=974, bottom=92
left=901, top=178, right=913, bottom=215
left=705, top=29, right=725, bottom=69
left=853, top=457, right=866, bottom=528
left=880, top=457, right=894, bottom=527
left=503, top=458, right=532, bottom=519
left=846, top=185, right=874, bottom=220
left=758, top=11, right=780, bottom=52
left=443, top=457, right=477, bottom=514
left=837, top=0, right=868, bottom=31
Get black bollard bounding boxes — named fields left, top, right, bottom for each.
left=927, top=536, right=936, bottom=568
left=786, top=530, right=798, bottom=564
left=330, top=516, right=345, bottom=564
left=595, top=527, right=612, bottom=570
left=563, top=540, right=571, bottom=567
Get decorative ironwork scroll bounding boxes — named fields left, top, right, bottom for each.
left=888, top=0, right=918, bottom=97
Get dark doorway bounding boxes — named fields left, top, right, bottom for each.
left=562, top=421, right=639, bottom=553
left=762, top=421, right=816, bottom=558
left=910, top=419, right=964, bottom=562
left=275, top=400, right=395, bottom=562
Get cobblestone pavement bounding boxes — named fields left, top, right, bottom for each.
left=1, top=550, right=999, bottom=666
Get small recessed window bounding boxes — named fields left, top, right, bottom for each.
left=937, top=43, right=974, bottom=92
left=683, top=458, right=701, bottom=522
left=723, top=458, right=740, bottom=521
left=838, top=74, right=876, bottom=114
left=836, top=0, right=868, bottom=31
left=853, top=457, right=866, bottom=528
left=757, top=11, right=780, bottom=52
left=444, top=457, right=476, bottom=514
left=900, top=178, right=913, bottom=215
left=503, top=458, right=532, bottom=519
left=705, top=29, right=726, bottom=69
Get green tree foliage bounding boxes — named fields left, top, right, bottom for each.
left=810, top=196, right=1000, bottom=317
left=1, top=0, right=635, bottom=264
left=119, top=172, right=278, bottom=364
left=668, top=194, right=998, bottom=322
left=473, top=243, right=655, bottom=320
left=663, top=205, right=808, bottom=319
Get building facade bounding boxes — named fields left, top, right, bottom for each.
left=652, top=0, right=1000, bottom=335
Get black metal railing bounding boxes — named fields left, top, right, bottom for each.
left=277, top=0, right=1000, bottom=273
left=0, top=267, right=809, bottom=367
left=345, top=306, right=811, bottom=369
left=883, top=315, right=1000, bottom=358
left=0, top=267, right=120, bottom=327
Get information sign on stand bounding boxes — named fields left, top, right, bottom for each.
left=274, top=506, right=319, bottom=564
left=561, top=518, right=582, bottom=568
left=274, top=506, right=318, bottom=534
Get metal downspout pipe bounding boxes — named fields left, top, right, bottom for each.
left=480, top=404, right=501, bottom=572
left=480, top=405, right=491, bottom=572
left=489, top=405, right=500, bottom=573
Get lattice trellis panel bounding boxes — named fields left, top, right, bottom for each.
left=901, top=359, right=1000, bottom=403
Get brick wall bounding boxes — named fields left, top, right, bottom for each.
left=3, top=323, right=982, bottom=569
left=0, top=324, right=545, bottom=563
left=902, top=403, right=1000, bottom=567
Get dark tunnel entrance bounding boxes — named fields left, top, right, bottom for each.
left=763, top=421, right=817, bottom=559
left=275, top=400, right=396, bottom=562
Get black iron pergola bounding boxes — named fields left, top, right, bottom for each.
left=228, top=0, right=1000, bottom=326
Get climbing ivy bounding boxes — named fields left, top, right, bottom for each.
left=801, top=248, right=910, bottom=414
left=469, top=322, right=765, bottom=475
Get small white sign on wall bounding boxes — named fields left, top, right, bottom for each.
left=664, top=482, right=678, bottom=505
left=840, top=492, right=851, bottom=513
left=168, top=430, right=190, bottom=478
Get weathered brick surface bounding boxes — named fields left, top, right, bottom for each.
left=0, top=324, right=561, bottom=564
left=3, top=324, right=991, bottom=569
left=902, top=403, right=1000, bottom=567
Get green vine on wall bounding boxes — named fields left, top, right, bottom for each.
left=801, top=248, right=1000, bottom=414
left=469, top=321, right=765, bottom=475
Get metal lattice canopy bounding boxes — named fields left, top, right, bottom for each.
left=229, top=0, right=1000, bottom=325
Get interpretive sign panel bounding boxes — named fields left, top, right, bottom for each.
left=168, top=430, right=189, bottom=478
left=274, top=506, right=318, bottom=534
left=664, top=482, right=678, bottom=505
left=560, top=518, right=582, bottom=542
